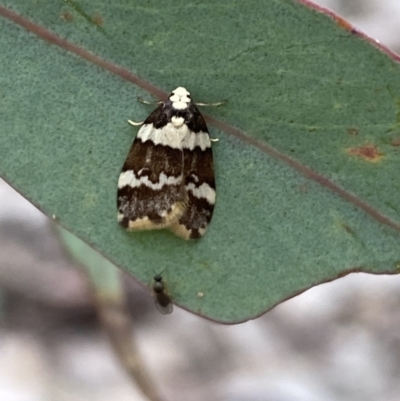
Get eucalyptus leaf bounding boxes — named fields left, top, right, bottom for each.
left=1, top=0, right=399, bottom=323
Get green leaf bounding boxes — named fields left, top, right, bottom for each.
left=1, top=0, right=400, bottom=323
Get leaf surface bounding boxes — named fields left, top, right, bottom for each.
left=1, top=0, right=400, bottom=322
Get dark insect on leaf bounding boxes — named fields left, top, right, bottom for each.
left=153, top=274, right=173, bottom=315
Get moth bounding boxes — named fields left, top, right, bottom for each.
left=117, top=87, right=217, bottom=239
left=152, top=273, right=173, bottom=315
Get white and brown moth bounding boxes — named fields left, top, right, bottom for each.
left=117, top=87, right=216, bottom=239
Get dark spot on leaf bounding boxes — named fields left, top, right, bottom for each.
left=347, top=127, right=358, bottom=136
left=299, top=183, right=308, bottom=193
left=92, top=13, right=104, bottom=26
left=340, top=222, right=355, bottom=236
left=60, top=12, right=73, bottom=22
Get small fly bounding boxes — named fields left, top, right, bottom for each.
left=153, top=274, right=173, bottom=315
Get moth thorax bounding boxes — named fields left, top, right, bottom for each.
left=171, top=116, right=185, bottom=127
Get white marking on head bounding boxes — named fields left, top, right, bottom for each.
left=172, top=101, right=188, bottom=110
left=172, top=87, right=190, bottom=97
left=169, top=87, right=191, bottom=109
left=118, top=170, right=182, bottom=190
left=186, top=182, right=216, bottom=204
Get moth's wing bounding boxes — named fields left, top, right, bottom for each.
left=169, top=106, right=216, bottom=239
left=117, top=106, right=186, bottom=231
left=154, top=292, right=173, bottom=315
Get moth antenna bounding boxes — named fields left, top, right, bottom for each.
left=195, top=100, right=227, bottom=107
left=137, top=96, right=163, bottom=105
left=128, top=119, right=144, bottom=126
left=153, top=268, right=166, bottom=277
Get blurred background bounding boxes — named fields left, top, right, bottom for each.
left=2, top=1, right=400, bottom=400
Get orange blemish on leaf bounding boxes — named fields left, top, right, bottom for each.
left=347, top=144, right=383, bottom=162
left=334, top=16, right=356, bottom=33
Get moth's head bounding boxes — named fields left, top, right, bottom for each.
left=169, top=87, right=192, bottom=110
